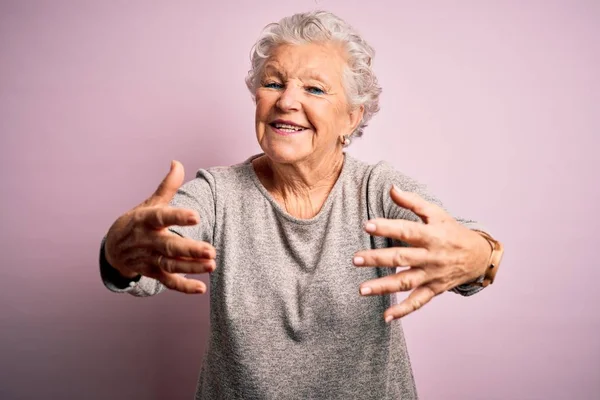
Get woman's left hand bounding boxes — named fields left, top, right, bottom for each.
left=353, top=186, right=492, bottom=322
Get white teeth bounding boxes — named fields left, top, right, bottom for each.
left=273, top=123, right=304, bottom=131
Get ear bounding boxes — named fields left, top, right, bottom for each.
left=347, top=105, right=365, bottom=135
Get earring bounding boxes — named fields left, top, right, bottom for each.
left=340, top=135, right=351, bottom=147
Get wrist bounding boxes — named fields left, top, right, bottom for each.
left=115, top=266, right=140, bottom=280
left=476, top=233, right=494, bottom=276
left=472, top=230, right=504, bottom=287
left=102, top=239, right=140, bottom=280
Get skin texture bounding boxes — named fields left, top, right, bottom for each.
left=250, top=42, right=491, bottom=321
left=104, top=41, right=492, bottom=322
left=353, top=187, right=492, bottom=321
left=252, top=42, right=363, bottom=219
left=104, top=161, right=216, bottom=294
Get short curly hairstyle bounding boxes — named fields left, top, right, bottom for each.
left=245, top=10, right=382, bottom=140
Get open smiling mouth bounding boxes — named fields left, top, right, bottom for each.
left=269, top=122, right=308, bottom=134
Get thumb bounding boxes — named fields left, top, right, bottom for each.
left=150, top=160, right=185, bottom=205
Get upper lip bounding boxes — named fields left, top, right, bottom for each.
left=269, top=119, right=309, bottom=129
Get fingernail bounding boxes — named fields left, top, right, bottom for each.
left=364, top=222, right=376, bottom=232
left=385, top=315, right=394, bottom=324
left=360, top=287, right=372, bottom=295
left=392, top=184, right=402, bottom=193
left=353, top=256, right=365, bottom=266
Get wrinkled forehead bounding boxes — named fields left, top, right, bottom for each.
left=261, top=43, right=348, bottom=84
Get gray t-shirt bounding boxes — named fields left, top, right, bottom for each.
left=101, top=153, right=484, bottom=399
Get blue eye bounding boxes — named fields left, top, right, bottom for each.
left=264, top=82, right=283, bottom=89
left=306, top=86, right=325, bottom=95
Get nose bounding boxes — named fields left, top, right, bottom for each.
left=276, top=84, right=301, bottom=112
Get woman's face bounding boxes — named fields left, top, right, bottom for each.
left=255, top=42, right=363, bottom=166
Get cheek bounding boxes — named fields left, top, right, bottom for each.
left=255, top=91, right=276, bottom=119
left=306, top=99, right=344, bottom=134
left=330, top=102, right=352, bottom=133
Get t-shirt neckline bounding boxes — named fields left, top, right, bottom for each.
left=245, top=153, right=350, bottom=225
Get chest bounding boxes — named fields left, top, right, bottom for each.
left=209, top=203, right=393, bottom=342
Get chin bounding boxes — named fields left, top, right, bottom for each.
left=260, top=140, right=312, bottom=165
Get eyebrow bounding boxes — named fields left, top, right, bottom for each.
left=303, top=70, right=331, bottom=85
left=262, top=65, right=332, bottom=86
left=262, top=65, right=286, bottom=78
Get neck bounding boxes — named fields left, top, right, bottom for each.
left=253, top=151, right=345, bottom=218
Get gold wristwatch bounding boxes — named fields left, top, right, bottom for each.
left=474, top=231, right=504, bottom=287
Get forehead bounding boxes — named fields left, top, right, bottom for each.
left=263, top=42, right=347, bottom=82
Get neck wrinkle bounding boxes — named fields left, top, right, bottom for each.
left=268, top=151, right=344, bottom=198
left=254, top=151, right=345, bottom=219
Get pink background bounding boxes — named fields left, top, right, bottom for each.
left=1, top=0, right=598, bottom=399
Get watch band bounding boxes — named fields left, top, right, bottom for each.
left=474, top=231, right=504, bottom=287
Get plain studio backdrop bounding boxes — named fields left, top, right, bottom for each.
left=1, top=1, right=598, bottom=399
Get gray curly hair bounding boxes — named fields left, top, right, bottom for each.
left=245, top=10, right=382, bottom=140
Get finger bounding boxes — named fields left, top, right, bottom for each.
left=149, top=160, right=185, bottom=206
left=363, top=218, right=431, bottom=246
left=153, top=232, right=216, bottom=259
left=152, top=270, right=208, bottom=294
left=141, top=206, right=199, bottom=230
left=353, top=247, right=431, bottom=268
left=158, top=255, right=216, bottom=274
left=359, top=267, right=428, bottom=296
left=383, top=282, right=443, bottom=321
left=389, top=186, right=447, bottom=224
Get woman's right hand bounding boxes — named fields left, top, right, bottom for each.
left=104, top=161, right=216, bottom=294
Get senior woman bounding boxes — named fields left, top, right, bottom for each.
left=100, top=10, right=503, bottom=400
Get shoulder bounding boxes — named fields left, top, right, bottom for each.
left=347, top=155, right=442, bottom=220
left=202, top=160, right=252, bottom=185
left=171, top=156, right=255, bottom=208
left=181, top=155, right=257, bottom=191
left=347, top=155, right=427, bottom=195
